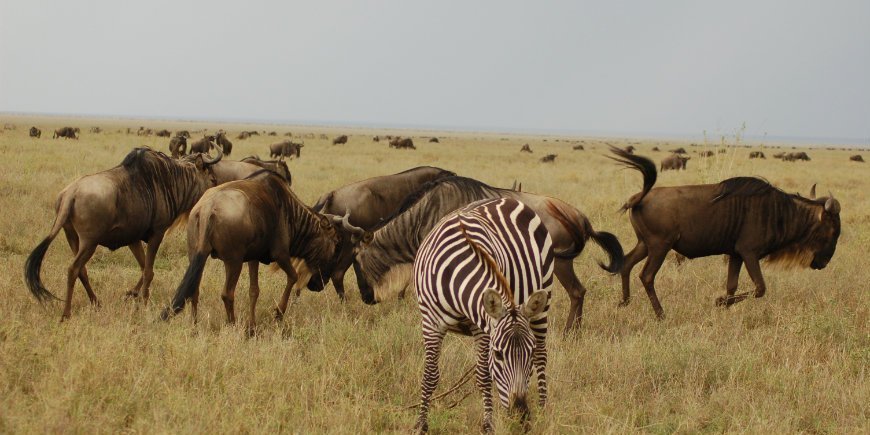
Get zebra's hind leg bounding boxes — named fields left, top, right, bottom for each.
left=473, top=332, right=495, bottom=434
left=414, top=325, right=445, bottom=434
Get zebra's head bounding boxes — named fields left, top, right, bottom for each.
left=482, top=289, right=549, bottom=414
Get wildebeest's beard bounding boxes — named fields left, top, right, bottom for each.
left=809, top=213, right=840, bottom=269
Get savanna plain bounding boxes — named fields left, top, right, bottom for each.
left=0, top=116, right=867, bottom=434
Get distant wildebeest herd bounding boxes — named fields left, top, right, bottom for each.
left=16, top=125, right=854, bottom=432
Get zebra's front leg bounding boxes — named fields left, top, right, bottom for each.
left=473, top=332, right=495, bottom=434
left=532, top=335, right=548, bottom=407
left=414, top=328, right=445, bottom=434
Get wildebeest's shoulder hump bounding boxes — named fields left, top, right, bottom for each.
left=712, top=177, right=779, bottom=202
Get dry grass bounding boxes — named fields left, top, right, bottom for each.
left=0, top=116, right=867, bottom=433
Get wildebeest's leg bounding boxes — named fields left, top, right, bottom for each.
left=62, top=242, right=97, bottom=320
left=221, top=260, right=243, bottom=326
left=139, top=234, right=165, bottom=302
left=330, top=249, right=354, bottom=301
left=620, top=241, right=648, bottom=307
left=472, top=331, right=494, bottom=434
left=716, top=255, right=750, bottom=306
left=639, top=244, right=668, bottom=319
left=125, top=242, right=146, bottom=298
left=246, top=261, right=260, bottom=335
left=554, top=259, right=585, bottom=331
left=273, top=257, right=298, bottom=321
left=741, top=254, right=767, bottom=299
left=414, top=326, right=445, bottom=434
left=63, top=229, right=99, bottom=306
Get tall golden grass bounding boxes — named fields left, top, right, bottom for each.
left=0, top=116, right=866, bottom=433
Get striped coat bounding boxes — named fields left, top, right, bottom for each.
left=413, top=198, right=554, bottom=433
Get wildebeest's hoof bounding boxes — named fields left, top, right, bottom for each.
left=617, top=299, right=630, bottom=308
left=754, top=290, right=766, bottom=298
left=273, top=308, right=284, bottom=321
left=124, top=291, right=139, bottom=300
left=715, top=296, right=728, bottom=307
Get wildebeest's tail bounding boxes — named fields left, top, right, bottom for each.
left=160, top=213, right=212, bottom=320
left=546, top=201, right=623, bottom=273
left=608, top=146, right=657, bottom=212
left=590, top=229, right=624, bottom=274
left=24, top=195, right=73, bottom=302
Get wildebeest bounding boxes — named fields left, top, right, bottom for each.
left=215, top=131, right=233, bottom=156
left=651, top=147, right=660, bottom=151
left=342, top=175, right=623, bottom=330
left=53, top=127, right=79, bottom=139
left=783, top=152, right=810, bottom=161
left=699, top=151, right=715, bottom=157
left=189, top=135, right=216, bottom=154
left=520, top=144, right=532, bottom=153
left=284, top=132, right=293, bottom=137
left=372, top=136, right=380, bottom=142
left=660, top=153, right=689, bottom=171
left=624, top=145, right=636, bottom=154
left=573, top=144, right=584, bottom=150
left=137, top=127, right=152, bottom=136
left=29, top=127, right=41, bottom=138
left=240, top=156, right=292, bottom=185
left=175, top=130, right=191, bottom=139
left=850, top=154, right=864, bottom=162
left=268, top=131, right=277, bottom=136
left=89, top=127, right=102, bottom=134
left=237, top=131, right=251, bottom=140
left=23, top=146, right=255, bottom=320
left=749, top=151, right=766, bottom=159
left=318, top=133, right=327, bottom=140
left=609, top=147, right=841, bottom=319
left=309, top=166, right=456, bottom=299
left=773, top=152, right=786, bottom=159
left=160, top=170, right=351, bottom=334
left=428, top=137, right=439, bottom=143
left=540, top=154, right=556, bottom=163
left=169, top=135, right=188, bottom=158
left=332, top=135, right=348, bottom=145
left=269, top=140, right=304, bottom=159
left=669, top=147, right=687, bottom=154
left=155, top=129, right=171, bottom=137
left=389, top=137, right=416, bottom=149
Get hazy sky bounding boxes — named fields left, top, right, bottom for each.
left=1, top=1, right=868, bottom=140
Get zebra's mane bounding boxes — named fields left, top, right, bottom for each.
left=458, top=219, right=515, bottom=308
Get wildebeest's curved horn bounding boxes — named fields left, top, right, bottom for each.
left=809, top=183, right=816, bottom=199
left=825, top=192, right=840, bottom=214
left=323, top=211, right=366, bottom=235
left=202, top=142, right=223, bottom=165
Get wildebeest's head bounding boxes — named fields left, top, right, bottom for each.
left=805, top=187, right=841, bottom=270
left=305, top=212, right=364, bottom=292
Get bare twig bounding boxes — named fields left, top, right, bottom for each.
left=403, top=367, right=475, bottom=409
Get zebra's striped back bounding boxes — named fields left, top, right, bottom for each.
left=413, top=198, right=554, bottom=431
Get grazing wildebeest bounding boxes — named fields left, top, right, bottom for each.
left=850, top=154, right=864, bottom=162
left=372, top=136, right=380, bottom=142
left=428, top=137, right=439, bottom=143
left=389, top=137, right=416, bottom=149
left=155, top=129, right=171, bottom=137
left=573, top=144, right=584, bottom=150
left=540, top=154, right=556, bottom=163
left=772, top=152, right=786, bottom=159
left=268, top=131, right=277, bottom=136
left=175, top=130, right=191, bottom=139
left=651, top=147, right=660, bottom=151
left=749, top=151, right=766, bottom=159
left=782, top=151, right=810, bottom=161
left=342, top=175, right=623, bottom=330
left=169, top=135, right=188, bottom=158
left=189, top=135, right=216, bottom=154
left=215, top=131, right=233, bottom=156
left=332, top=135, right=348, bottom=145
left=53, top=127, right=79, bottom=139
left=412, top=198, right=553, bottom=433
left=660, top=153, right=689, bottom=171
left=160, top=170, right=351, bottom=334
left=237, top=131, right=251, bottom=140
left=268, top=140, right=303, bottom=159
left=240, top=156, right=292, bottom=185
left=609, top=147, right=841, bottom=319
left=520, top=144, right=533, bottom=153
left=308, top=167, right=456, bottom=299
left=29, top=127, right=41, bottom=138
left=669, top=147, right=687, bottom=154
left=23, top=146, right=253, bottom=320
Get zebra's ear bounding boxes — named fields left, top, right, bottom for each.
left=521, top=290, right=548, bottom=318
left=482, top=289, right=506, bottom=321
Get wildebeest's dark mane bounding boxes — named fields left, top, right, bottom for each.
left=395, top=165, right=455, bottom=176
left=713, top=176, right=825, bottom=207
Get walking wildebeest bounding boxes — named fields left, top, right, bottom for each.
left=749, top=151, right=766, bottom=159
left=53, top=127, right=79, bottom=139
left=389, top=137, right=415, bottom=149
left=160, top=170, right=353, bottom=334
left=169, top=136, right=187, bottom=158
left=850, top=155, right=864, bottom=162
left=215, top=131, right=233, bottom=156
left=669, top=147, right=687, bottom=154
left=609, top=147, right=841, bottom=319
left=240, top=156, right=292, bottom=185
left=189, top=135, right=216, bottom=154
left=540, top=154, right=556, bottom=163
left=520, top=144, right=532, bottom=153
left=29, top=127, right=41, bottom=138
left=269, top=140, right=303, bottom=159
left=155, top=129, right=171, bottom=137
left=340, top=175, right=623, bottom=330
left=332, top=135, right=348, bottom=145
left=660, top=153, right=689, bottom=171
left=308, top=166, right=456, bottom=299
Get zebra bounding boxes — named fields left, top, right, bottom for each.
left=413, top=197, right=554, bottom=433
